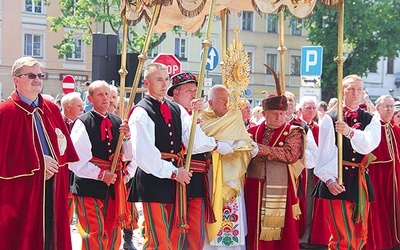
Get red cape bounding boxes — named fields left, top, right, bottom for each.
left=0, top=91, right=79, bottom=249
left=367, top=120, right=400, bottom=249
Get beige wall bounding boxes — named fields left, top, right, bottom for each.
left=0, top=0, right=92, bottom=100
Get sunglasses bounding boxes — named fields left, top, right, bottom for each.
left=16, top=73, right=45, bottom=80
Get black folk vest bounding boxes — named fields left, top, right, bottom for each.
left=71, top=111, right=121, bottom=199
left=128, top=96, right=183, bottom=204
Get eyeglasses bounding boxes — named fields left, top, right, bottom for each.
left=16, top=73, right=45, bottom=80
left=303, top=106, right=316, bottom=110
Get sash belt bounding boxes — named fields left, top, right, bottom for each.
left=161, top=152, right=216, bottom=223
left=342, top=153, right=376, bottom=238
left=90, top=155, right=132, bottom=229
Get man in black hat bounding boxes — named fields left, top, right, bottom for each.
left=168, top=72, right=234, bottom=249
left=246, top=94, right=306, bottom=250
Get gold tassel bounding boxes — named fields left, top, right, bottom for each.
left=259, top=228, right=282, bottom=241
left=262, top=216, right=285, bottom=228
left=222, top=185, right=238, bottom=204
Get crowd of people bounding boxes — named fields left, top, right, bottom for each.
left=0, top=56, right=400, bottom=250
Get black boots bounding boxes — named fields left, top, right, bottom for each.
left=123, top=228, right=137, bottom=250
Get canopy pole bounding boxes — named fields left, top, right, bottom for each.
left=277, top=7, right=287, bottom=93
left=111, top=1, right=162, bottom=172
left=335, top=0, right=346, bottom=185
left=184, top=0, right=218, bottom=170
left=221, top=9, right=227, bottom=85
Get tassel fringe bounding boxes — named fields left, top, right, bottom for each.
left=259, top=228, right=282, bottom=241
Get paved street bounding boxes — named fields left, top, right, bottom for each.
left=70, top=202, right=327, bottom=250
left=71, top=203, right=144, bottom=250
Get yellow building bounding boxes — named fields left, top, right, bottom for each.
left=0, top=1, right=311, bottom=104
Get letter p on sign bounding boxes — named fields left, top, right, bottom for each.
left=301, top=46, right=323, bottom=76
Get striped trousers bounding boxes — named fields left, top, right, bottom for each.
left=142, top=198, right=205, bottom=250
left=326, top=199, right=368, bottom=250
left=74, top=196, right=122, bottom=250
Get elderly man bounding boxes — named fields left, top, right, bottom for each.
left=200, top=85, right=257, bottom=249
left=246, top=93, right=306, bottom=250
left=60, top=92, right=84, bottom=224
left=313, top=75, right=381, bottom=250
left=297, top=96, right=331, bottom=246
left=366, top=95, right=400, bottom=250
left=0, top=56, right=79, bottom=249
left=61, top=92, right=84, bottom=132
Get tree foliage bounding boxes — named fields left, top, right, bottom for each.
left=301, top=0, right=400, bottom=100
left=48, top=0, right=165, bottom=58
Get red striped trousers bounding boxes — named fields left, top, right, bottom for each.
left=74, top=196, right=122, bottom=250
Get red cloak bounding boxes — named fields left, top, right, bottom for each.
left=366, top=120, right=400, bottom=249
left=0, top=91, right=79, bottom=249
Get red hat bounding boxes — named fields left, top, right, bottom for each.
left=168, top=72, right=198, bottom=96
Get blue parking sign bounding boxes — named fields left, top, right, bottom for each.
left=301, top=46, right=323, bottom=76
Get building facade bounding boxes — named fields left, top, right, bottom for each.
left=1, top=1, right=397, bottom=104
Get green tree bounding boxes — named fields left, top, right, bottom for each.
left=301, top=0, right=400, bottom=100
left=48, top=0, right=165, bottom=58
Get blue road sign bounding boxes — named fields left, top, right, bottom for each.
left=201, top=46, right=219, bottom=71
left=301, top=46, right=323, bottom=76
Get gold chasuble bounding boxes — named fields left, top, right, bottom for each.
left=200, top=108, right=253, bottom=242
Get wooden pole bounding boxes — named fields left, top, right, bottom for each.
left=335, top=0, right=346, bottom=185
left=111, top=1, right=162, bottom=172
left=277, top=7, right=287, bottom=93
left=221, top=9, right=227, bottom=85
left=184, top=0, right=218, bottom=170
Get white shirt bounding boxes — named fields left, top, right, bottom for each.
left=313, top=113, right=381, bottom=182
left=128, top=104, right=216, bottom=179
left=69, top=118, right=135, bottom=179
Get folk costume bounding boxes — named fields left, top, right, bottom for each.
left=0, top=91, right=79, bottom=250
left=69, top=110, right=134, bottom=250
left=128, top=94, right=215, bottom=250
left=312, top=109, right=381, bottom=250
left=167, top=72, right=219, bottom=250
left=245, top=95, right=305, bottom=250
left=366, top=120, right=400, bottom=249
left=200, top=108, right=253, bottom=249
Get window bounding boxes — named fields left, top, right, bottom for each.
left=387, top=57, right=394, bottom=74
left=25, top=0, right=43, bottom=14
left=291, top=56, right=301, bottom=75
left=266, top=54, right=277, bottom=74
left=147, top=44, right=160, bottom=58
left=24, top=34, right=43, bottom=57
left=242, top=11, right=253, bottom=31
left=67, top=38, right=83, bottom=60
left=267, top=14, right=278, bottom=33
left=174, top=37, right=187, bottom=60
left=290, top=19, right=302, bottom=36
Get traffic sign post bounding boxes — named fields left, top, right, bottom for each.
left=301, top=46, right=323, bottom=90
left=62, top=75, right=76, bottom=94
left=152, top=53, right=181, bottom=75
